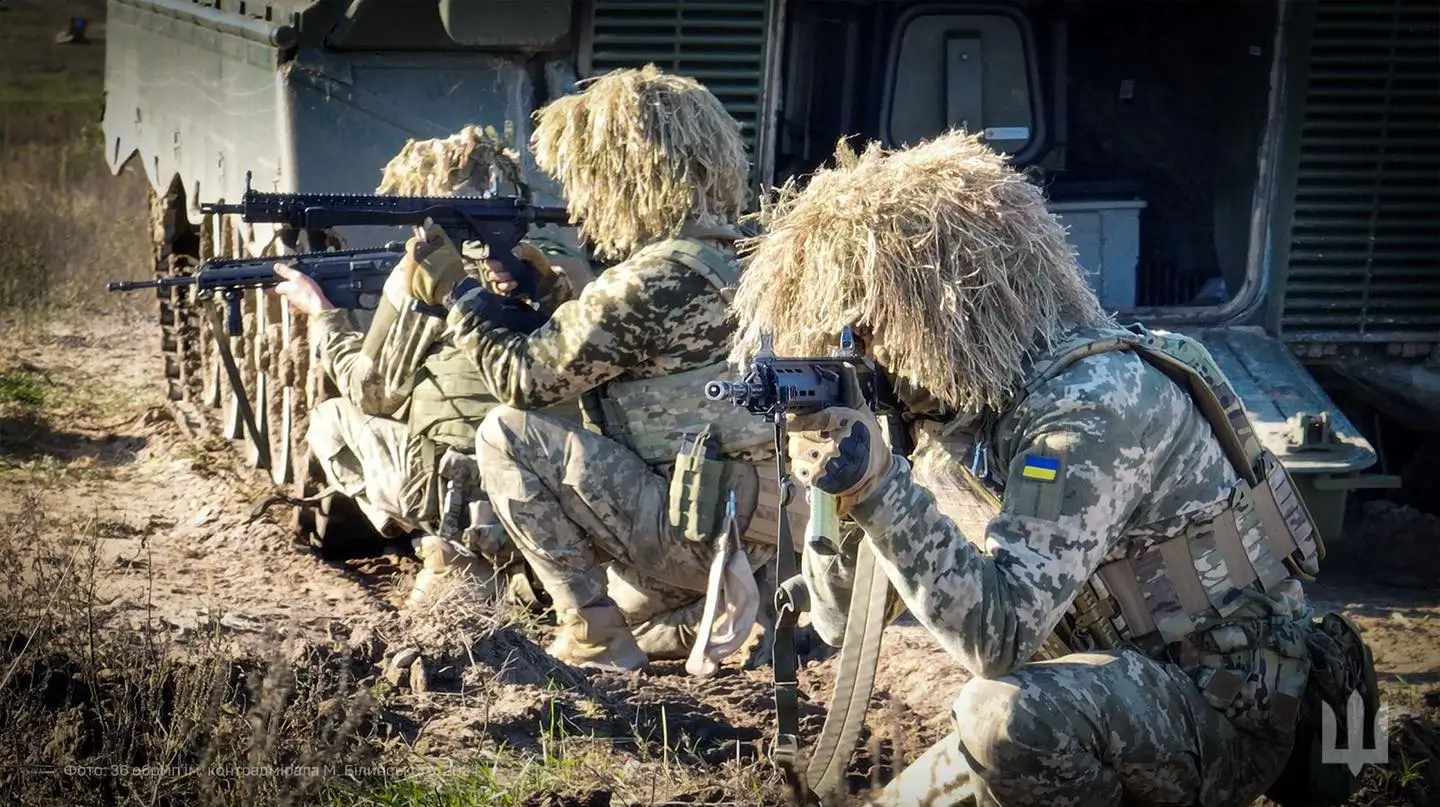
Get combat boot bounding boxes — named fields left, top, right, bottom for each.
left=406, top=534, right=502, bottom=608
left=632, top=599, right=703, bottom=660
left=547, top=601, right=649, bottom=672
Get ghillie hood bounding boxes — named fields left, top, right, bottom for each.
left=729, top=130, right=1114, bottom=415
left=530, top=64, right=750, bottom=261
left=376, top=124, right=525, bottom=197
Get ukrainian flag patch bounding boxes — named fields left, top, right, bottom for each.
left=1021, top=454, right=1060, bottom=482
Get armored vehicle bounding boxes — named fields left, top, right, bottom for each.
left=104, top=0, right=1438, bottom=547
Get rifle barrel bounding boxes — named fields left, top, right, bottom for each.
left=198, top=202, right=244, bottom=216
left=107, top=277, right=190, bottom=292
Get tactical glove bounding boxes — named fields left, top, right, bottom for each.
left=400, top=220, right=469, bottom=307
left=786, top=406, right=894, bottom=514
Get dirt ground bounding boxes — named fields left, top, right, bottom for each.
left=2, top=310, right=1438, bottom=806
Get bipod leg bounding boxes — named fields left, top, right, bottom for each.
left=203, top=302, right=271, bottom=471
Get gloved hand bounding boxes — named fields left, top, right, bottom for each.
left=786, top=406, right=894, bottom=514
left=399, top=219, right=469, bottom=307
left=483, top=241, right=554, bottom=299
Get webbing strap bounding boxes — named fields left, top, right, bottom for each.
left=767, top=421, right=813, bottom=806
left=804, top=538, right=889, bottom=796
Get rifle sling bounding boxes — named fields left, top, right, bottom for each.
left=770, top=429, right=815, bottom=805
left=203, top=303, right=271, bottom=472
left=805, top=537, right=890, bottom=795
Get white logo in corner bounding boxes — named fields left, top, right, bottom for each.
left=1320, top=689, right=1389, bottom=775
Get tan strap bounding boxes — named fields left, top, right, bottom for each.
left=1188, top=520, right=1250, bottom=617
left=1251, top=460, right=1303, bottom=564
left=1131, top=544, right=1199, bottom=644
left=745, top=463, right=811, bottom=545
left=1156, top=536, right=1214, bottom=617
left=1130, top=349, right=1262, bottom=487
left=1097, top=558, right=1158, bottom=639
left=1210, top=506, right=1259, bottom=592
left=643, top=237, right=741, bottom=302
left=1232, top=484, right=1292, bottom=589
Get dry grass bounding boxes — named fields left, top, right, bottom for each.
left=0, top=123, right=152, bottom=318
left=0, top=495, right=388, bottom=807
left=730, top=131, right=1113, bottom=415
left=0, top=1, right=151, bottom=320
left=531, top=64, right=750, bottom=261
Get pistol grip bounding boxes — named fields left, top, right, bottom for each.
left=492, top=248, right=540, bottom=301
left=805, top=489, right=842, bottom=554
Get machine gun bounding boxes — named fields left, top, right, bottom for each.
left=107, top=244, right=405, bottom=472
left=200, top=171, right=572, bottom=304
left=704, top=327, right=906, bottom=804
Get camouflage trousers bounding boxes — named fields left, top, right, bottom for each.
left=477, top=405, right=771, bottom=657
left=306, top=398, right=434, bottom=533
left=877, top=649, right=1293, bottom=807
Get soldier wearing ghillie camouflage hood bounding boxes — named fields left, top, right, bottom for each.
left=271, top=125, right=583, bottom=611
left=728, top=131, right=1378, bottom=806
left=402, top=66, right=804, bottom=673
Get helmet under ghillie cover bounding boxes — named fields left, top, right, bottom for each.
left=376, top=124, right=525, bottom=197
left=529, top=64, right=751, bottom=262
left=729, top=130, right=1114, bottom=416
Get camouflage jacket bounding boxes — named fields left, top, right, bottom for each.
left=443, top=223, right=740, bottom=409
left=807, top=334, right=1286, bottom=679
left=310, top=236, right=580, bottom=418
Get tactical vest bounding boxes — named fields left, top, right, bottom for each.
left=579, top=237, right=803, bottom=545
left=580, top=237, right=775, bottom=464
left=407, top=343, right=498, bottom=452
left=915, top=324, right=1324, bottom=663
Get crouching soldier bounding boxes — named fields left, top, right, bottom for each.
left=272, top=125, right=585, bottom=609
left=402, top=66, right=807, bottom=672
left=727, top=130, right=1378, bottom=807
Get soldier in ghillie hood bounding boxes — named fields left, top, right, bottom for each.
left=402, top=65, right=803, bottom=673
left=272, top=125, right=581, bottom=615
left=729, top=130, right=1376, bottom=806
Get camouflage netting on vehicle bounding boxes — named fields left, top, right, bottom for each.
left=376, top=124, right=525, bottom=197
left=530, top=64, right=750, bottom=261
left=730, top=130, right=1113, bottom=415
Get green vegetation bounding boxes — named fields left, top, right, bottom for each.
left=0, top=366, right=51, bottom=407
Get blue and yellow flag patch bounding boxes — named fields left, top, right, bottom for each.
left=1020, top=454, right=1060, bottom=482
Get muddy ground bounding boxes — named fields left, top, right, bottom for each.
left=2, top=311, right=1437, bottom=806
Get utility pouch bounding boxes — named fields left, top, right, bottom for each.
left=669, top=427, right=725, bottom=542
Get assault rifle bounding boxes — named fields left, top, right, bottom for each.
left=704, top=327, right=906, bottom=805
left=109, top=244, right=406, bottom=335
left=107, top=244, right=405, bottom=472
left=200, top=171, right=571, bottom=303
